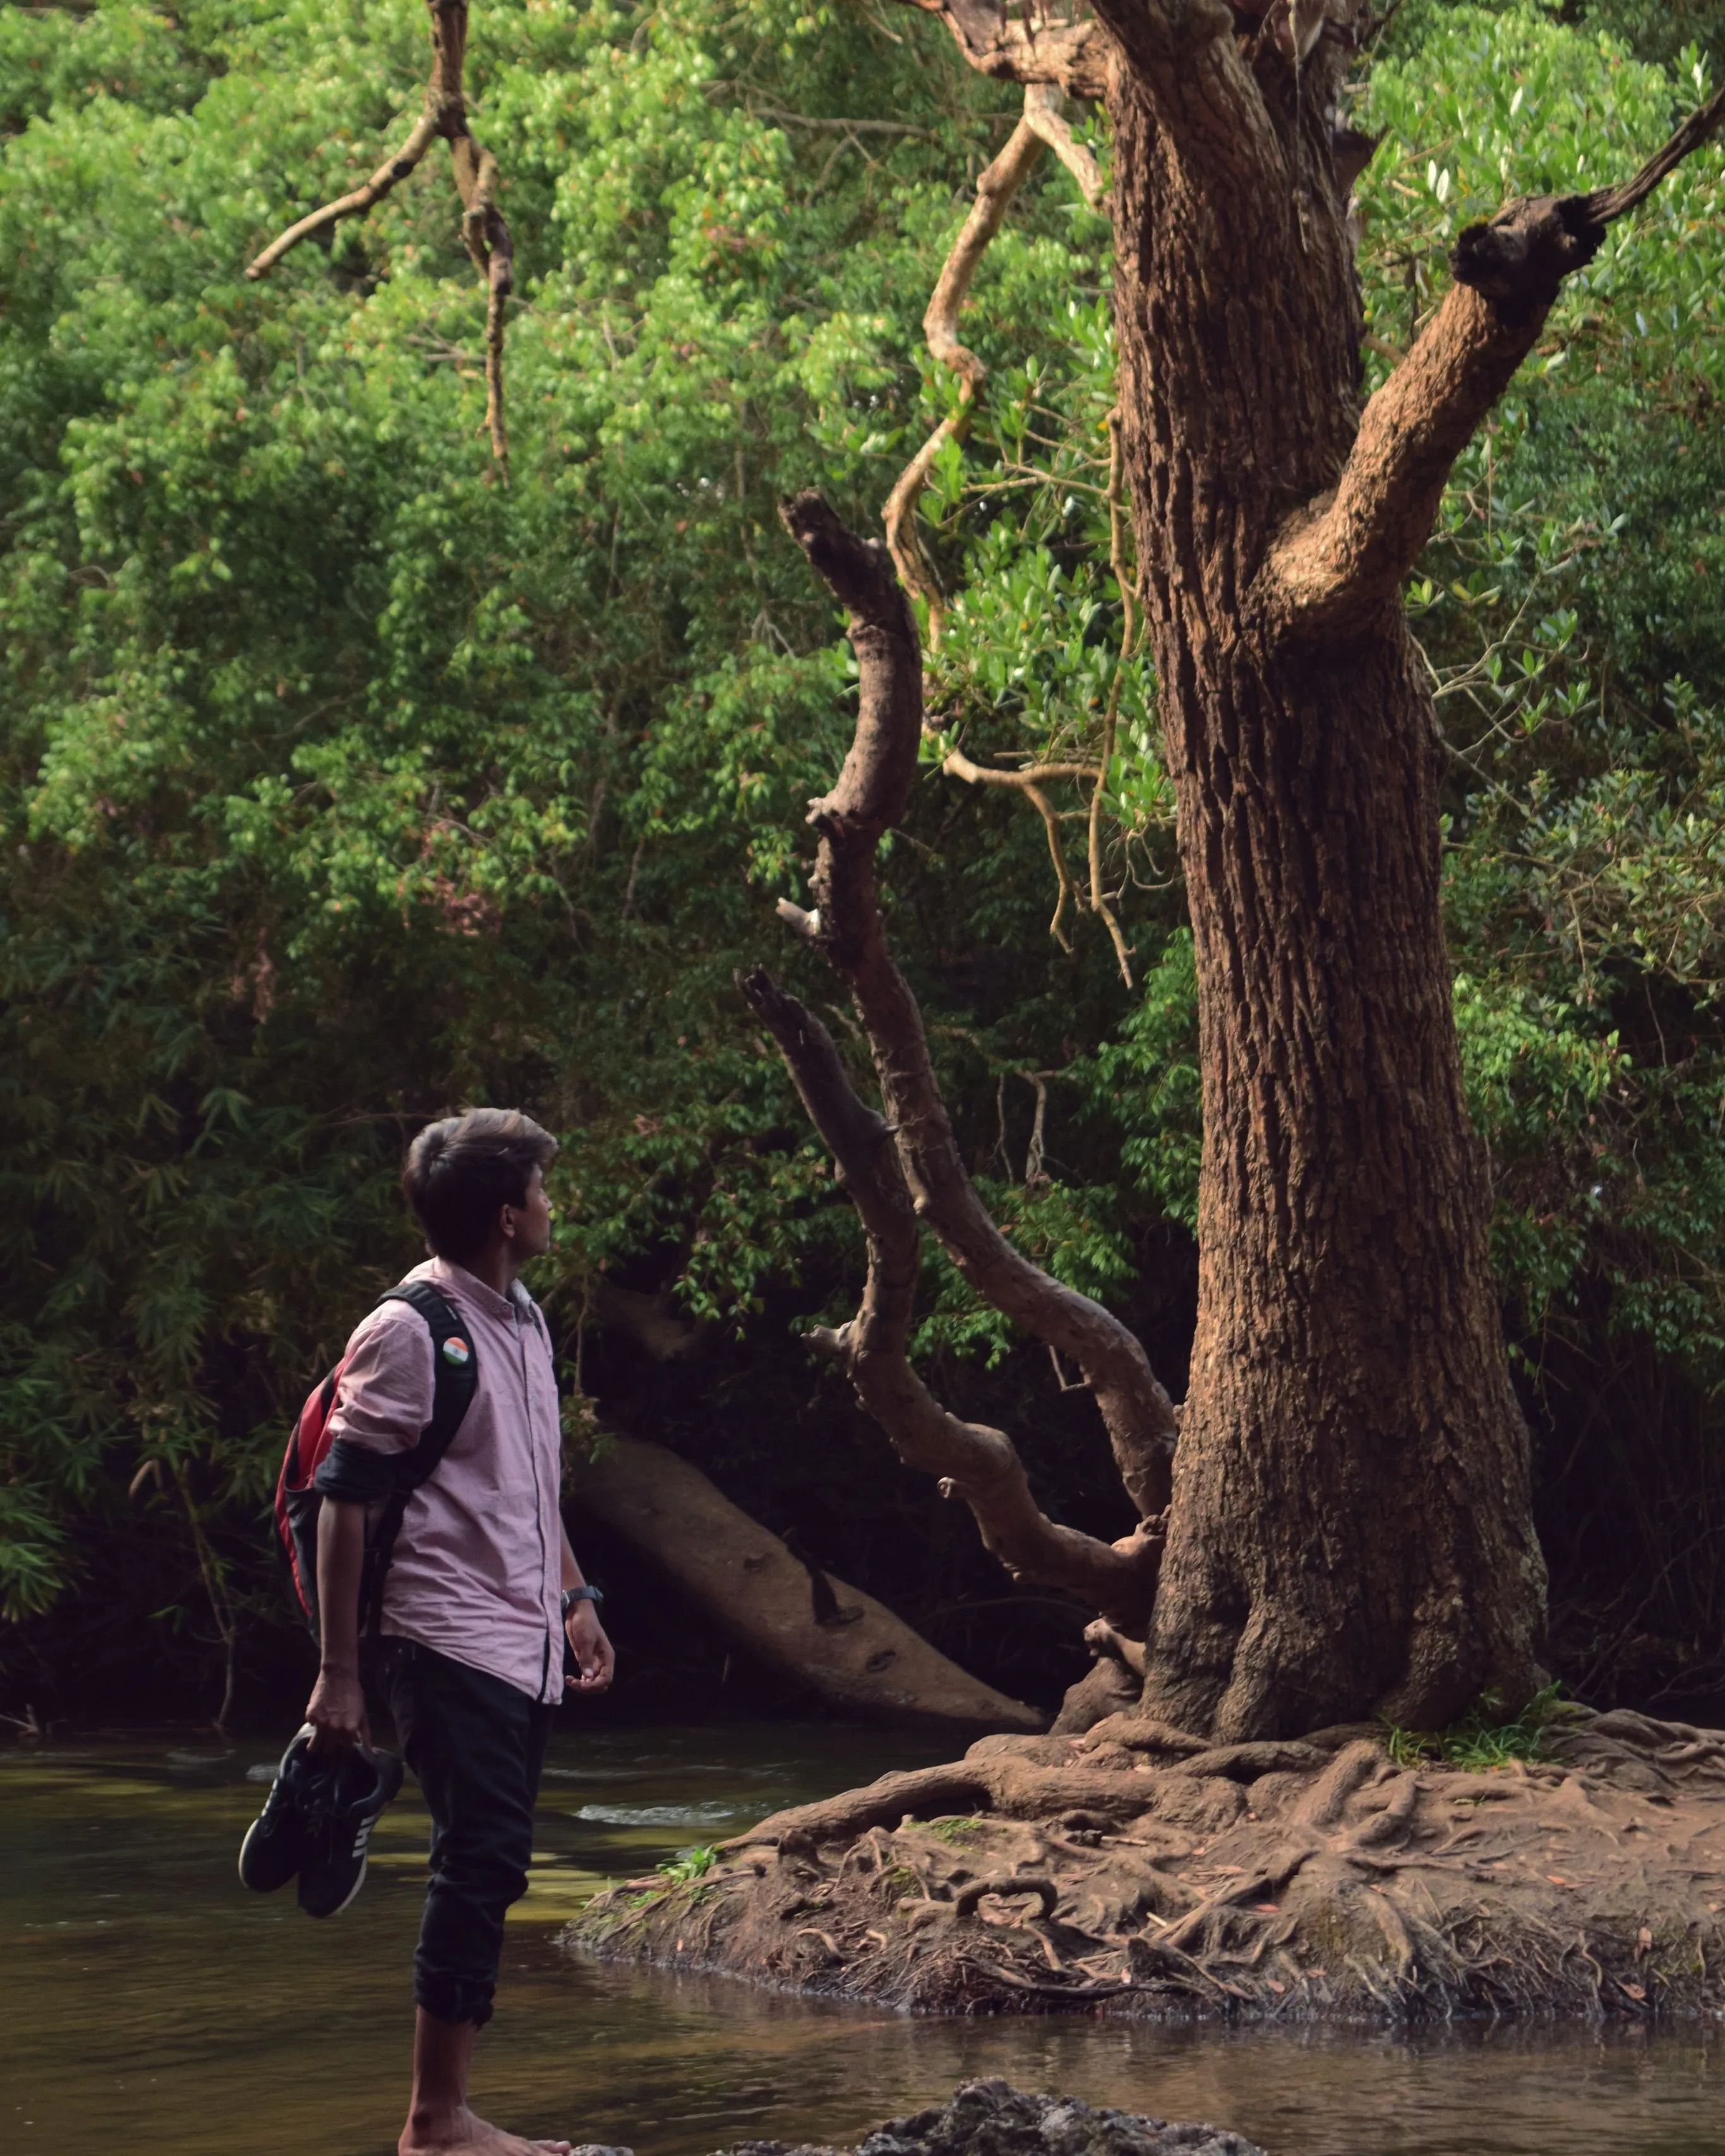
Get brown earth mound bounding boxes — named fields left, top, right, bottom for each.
left=567, top=1708, right=1725, bottom=2020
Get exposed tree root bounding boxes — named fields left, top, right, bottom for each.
left=565, top=1707, right=1725, bottom=2022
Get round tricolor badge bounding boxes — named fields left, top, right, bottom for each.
left=442, top=1337, right=472, bottom=1366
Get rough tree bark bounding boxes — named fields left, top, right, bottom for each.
left=760, top=4, right=1725, bottom=1741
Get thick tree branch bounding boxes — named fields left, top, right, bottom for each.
left=246, top=0, right=512, bottom=474
left=739, top=968, right=1162, bottom=1630
left=775, top=491, right=1179, bottom=1519
left=1256, top=83, right=1725, bottom=644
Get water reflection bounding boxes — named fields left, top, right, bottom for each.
left=3, top=1725, right=1719, bottom=2156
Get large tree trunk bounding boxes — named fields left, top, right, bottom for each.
left=736, top=8, right=1722, bottom=1749
left=1105, top=67, right=1546, bottom=1737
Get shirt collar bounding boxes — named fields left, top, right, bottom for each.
left=424, top=1255, right=518, bottom=1323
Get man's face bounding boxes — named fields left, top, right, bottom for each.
left=506, top=1164, right=554, bottom=1264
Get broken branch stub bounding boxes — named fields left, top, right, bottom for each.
left=245, top=0, right=513, bottom=476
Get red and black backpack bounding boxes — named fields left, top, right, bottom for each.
left=274, top=1279, right=479, bottom=1637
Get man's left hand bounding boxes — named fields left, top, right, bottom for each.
left=564, top=1599, right=615, bottom=1694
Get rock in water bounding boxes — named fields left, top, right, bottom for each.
left=723, top=2079, right=1266, bottom=2156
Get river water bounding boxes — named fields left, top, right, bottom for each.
left=4, top=1721, right=1721, bottom=2155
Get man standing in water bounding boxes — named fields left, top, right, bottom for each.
left=307, top=1108, right=613, bottom=2156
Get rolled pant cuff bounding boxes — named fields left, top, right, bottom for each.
left=413, top=1977, right=496, bottom=2030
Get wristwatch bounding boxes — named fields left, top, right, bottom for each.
left=562, top=1584, right=604, bottom=1615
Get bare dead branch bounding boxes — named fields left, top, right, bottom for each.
left=1578, top=76, right=1725, bottom=224
left=941, top=748, right=1085, bottom=948
left=739, top=968, right=1162, bottom=1629
left=774, top=490, right=1179, bottom=1518
left=883, top=104, right=1045, bottom=629
left=1088, top=407, right=1136, bottom=989
left=883, top=83, right=1108, bottom=635
left=450, top=131, right=513, bottom=467
left=1022, top=87, right=1106, bottom=209
left=244, top=110, right=445, bottom=280
left=246, top=0, right=514, bottom=476
left=941, top=751, right=1100, bottom=788
left=1256, top=83, right=1725, bottom=642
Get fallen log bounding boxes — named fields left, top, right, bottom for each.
left=570, top=1436, right=1043, bottom=1733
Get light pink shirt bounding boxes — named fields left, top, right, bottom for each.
left=326, top=1257, right=564, bottom=1703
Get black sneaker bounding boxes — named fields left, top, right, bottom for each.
left=296, top=1742, right=404, bottom=1919
left=238, top=1725, right=316, bottom=1893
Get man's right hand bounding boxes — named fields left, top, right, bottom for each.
left=305, top=1664, right=370, bottom=1754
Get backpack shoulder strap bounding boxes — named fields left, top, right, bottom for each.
left=378, top=1279, right=479, bottom=1487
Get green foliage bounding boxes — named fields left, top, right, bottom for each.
left=4, top=0, right=1725, bottom=1710
left=1382, top=1681, right=1573, bottom=1769
left=661, top=1843, right=718, bottom=1884
left=923, top=1815, right=984, bottom=1843
left=0, top=0, right=1154, bottom=1665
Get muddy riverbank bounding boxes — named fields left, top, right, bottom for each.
left=573, top=1709, right=1725, bottom=2023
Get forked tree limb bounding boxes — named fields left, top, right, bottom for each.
left=932, top=0, right=1272, bottom=186
left=1255, top=82, right=1725, bottom=644
left=246, top=0, right=513, bottom=474
left=907, top=0, right=1374, bottom=212
left=774, top=491, right=1179, bottom=1518
left=244, top=111, right=447, bottom=280
left=739, top=968, right=1163, bottom=1630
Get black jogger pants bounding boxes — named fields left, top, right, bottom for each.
left=379, top=1638, right=555, bottom=2028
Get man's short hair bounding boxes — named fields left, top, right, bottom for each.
left=403, top=1109, right=558, bottom=1263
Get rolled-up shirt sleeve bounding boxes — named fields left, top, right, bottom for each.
left=311, top=1303, right=435, bottom=1504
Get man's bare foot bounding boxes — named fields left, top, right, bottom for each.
left=399, top=2102, right=573, bottom=2156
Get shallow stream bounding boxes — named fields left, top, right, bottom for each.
left=3, top=1722, right=1721, bottom=2155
